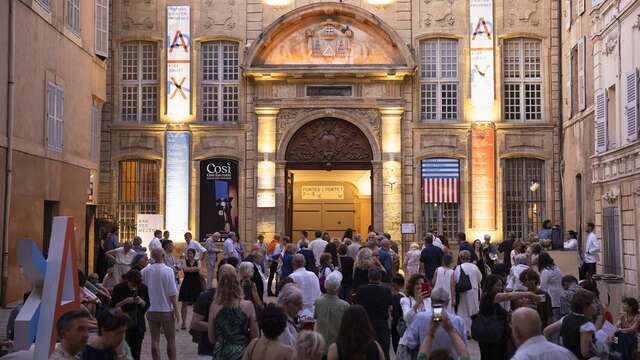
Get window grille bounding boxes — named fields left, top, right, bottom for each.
left=201, top=41, right=240, bottom=122
left=503, top=39, right=543, bottom=121
left=120, top=42, right=158, bottom=122
left=504, top=158, right=545, bottom=241
left=422, top=203, right=461, bottom=241
left=118, top=160, right=160, bottom=242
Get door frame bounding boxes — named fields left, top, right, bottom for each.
left=284, top=162, right=373, bottom=239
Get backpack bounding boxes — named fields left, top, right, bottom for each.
left=455, top=266, right=472, bottom=293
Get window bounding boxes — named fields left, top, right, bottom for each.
left=118, top=160, right=160, bottom=242
left=200, top=41, right=240, bottom=122
left=91, top=105, right=100, bottom=162
left=420, top=39, right=459, bottom=121
left=504, top=158, right=545, bottom=241
left=503, top=39, right=543, bottom=121
left=607, top=85, right=617, bottom=148
left=120, top=42, right=159, bottom=122
left=576, top=174, right=583, bottom=236
left=570, top=46, right=579, bottom=115
left=43, top=201, right=60, bottom=259
left=66, top=0, right=80, bottom=33
left=47, top=82, right=64, bottom=151
left=421, top=158, right=461, bottom=240
left=36, top=0, right=50, bottom=10
left=602, top=207, right=622, bottom=275
left=95, top=0, right=109, bottom=57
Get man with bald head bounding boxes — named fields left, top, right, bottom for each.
left=142, top=248, right=181, bottom=360
left=288, top=253, right=321, bottom=316
left=511, top=307, right=577, bottom=360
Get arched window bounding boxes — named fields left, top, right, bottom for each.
left=200, top=41, right=240, bottom=122
left=421, top=158, right=461, bottom=240
left=118, top=160, right=160, bottom=242
left=504, top=158, right=545, bottom=240
left=503, top=38, right=542, bottom=121
left=120, top=41, right=159, bottom=122
left=419, top=39, right=459, bottom=121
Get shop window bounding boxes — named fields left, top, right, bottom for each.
left=420, top=39, right=459, bottom=121
left=120, top=41, right=159, bottom=123
left=118, top=160, right=160, bottom=242
left=200, top=41, right=239, bottom=122
left=504, top=158, right=545, bottom=240
left=602, top=207, right=622, bottom=275
left=503, top=39, right=543, bottom=121
left=421, top=158, right=461, bottom=240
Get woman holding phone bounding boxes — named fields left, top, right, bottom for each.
left=400, top=273, right=432, bottom=327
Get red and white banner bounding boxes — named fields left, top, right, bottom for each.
left=423, top=178, right=458, bottom=203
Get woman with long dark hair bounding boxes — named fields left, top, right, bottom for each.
left=327, top=305, right=384, bottom=360
left=110, top=270, right=149, bottom=360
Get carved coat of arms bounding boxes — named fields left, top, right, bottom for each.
left=305, top=20, right=353, bottom=58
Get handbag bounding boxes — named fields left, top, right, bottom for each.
left=455, top=266, right=472, bottom=293
left=471, top=313, right=506, bottom=343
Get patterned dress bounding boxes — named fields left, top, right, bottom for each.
left=212, top=306, right=251, bottom=360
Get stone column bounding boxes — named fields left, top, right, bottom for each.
left=380, top=107, right=404, bottom=242
left=255, top=107, right=279, bottom=240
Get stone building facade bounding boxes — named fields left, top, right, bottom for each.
left=587, top=0, right=640, bottom=297
left=0, top=0, right=107, bottom=303
left=99, top=0, right=563, bottom=256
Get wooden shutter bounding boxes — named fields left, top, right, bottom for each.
left=567, top=50, right=572, bottom=116
left=578, top=0, right=585, bottom=15
left=595, top=88, right=607, bottom=153
left=578, top=37, right=586, bottom=111
left=95, top=0, right=109, bottom=57
left=626, top=70, right=639, bottom=142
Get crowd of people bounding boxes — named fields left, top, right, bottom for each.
left=4, top=222, right=639, bottom=360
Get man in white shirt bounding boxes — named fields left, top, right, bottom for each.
left=142, top=248, right=181, bottom=360
left=581, top=222, right=600, bottom=279
left=506, top=254, right=530, bottom=291
left=148, top=230, right=163, bottom=252
left=223, top=234, right=240, bottom=261
left=183, top=231, right=207, bottom=261
left=204, top=232, right=221, bottom=288
left=288, top=254, right=321, bottom=316
left=308, top=230, right=328, bottom=267
left=347, top=233, right=362, bottom=258
left=295, top=230, right=309, bottom=252
left=511, top=307, right=577, bottom=360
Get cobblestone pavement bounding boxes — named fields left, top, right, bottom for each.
left=139, top=305, right=482, bottom=359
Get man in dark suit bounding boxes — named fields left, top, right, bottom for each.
left=420, top=233, right=443, bottom=282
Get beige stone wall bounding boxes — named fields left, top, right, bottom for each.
left=0, top=0, right=107, bottom=302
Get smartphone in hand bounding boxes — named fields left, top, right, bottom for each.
left=433, top=305, right=444, bottom=322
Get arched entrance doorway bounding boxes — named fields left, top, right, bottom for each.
left=284, top=118, right=374, bottom=239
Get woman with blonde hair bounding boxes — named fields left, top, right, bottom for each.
left=403, top=242, right=421, bottom=278
left=208, top=264, right=259, bottom=360
left=295, top=330, right=325, bottom=360
left=352, top=247, right=374, bottom=291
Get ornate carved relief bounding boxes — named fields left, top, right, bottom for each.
left=201, top=0, right=236, bottom=30
left=285, top=118, right=373, bottom=163
left=121, top=0, right=156, bottom=31
left=603, top=34, right=618, bottom=56
left=602, top=189, right=619, bottom=204
left=277, top=109, right=304, bottom=134
left=277, top=108, right=380, bottom=140
left=422, top=0, right=456, bottom=27
left=505, top=0, right=540, bottom=27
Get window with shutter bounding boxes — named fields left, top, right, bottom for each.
left=91, top=105, right=101, bottom=161
left=66, top=0, right=80, bottom=34
left=47, top=82, right=64, bottom=152
left=95, top=0, right=109, bottom=57
left=626, top=70, right=638, bottom=142
left=578, top=37, right=586, bottom=111
left=595, top=88, right=607, bottom=153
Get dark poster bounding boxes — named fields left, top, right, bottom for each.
left=199, top=159, right=239, bottom=241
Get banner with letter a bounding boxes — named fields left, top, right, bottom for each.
left=167, top=6, right=191, bottom=120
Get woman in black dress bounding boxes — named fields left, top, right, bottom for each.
left=179, top=248, right=203, bottom=329
left=82, top=308, right=131, bottom=360
left=327, top=305, right=385, bottom=360
left=109, top=270, right=149, bottom=360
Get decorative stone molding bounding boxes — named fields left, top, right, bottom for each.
left=633, top=15, right=640, bottom=30
left=602, top=189, right=619, bottom=204
left=202, top=0, right=237, bottom=30
left=506, top=0, right=540, bottom=27
left=122, top=0, right=155, bottom=31
left=633, top=184, right=640, bottom=196
left=422, top=0, right=456, bottom=27
left=277, top=108, right=380, bottom=139
left=198, top=136, right=239, bottom=150
left=603, top=34, right=617, bottom=56
left=118, top=134, right=158, bottom=151
left=277, top=109, right=304, bottom=134
left=592, top=150, right=639, bottom=183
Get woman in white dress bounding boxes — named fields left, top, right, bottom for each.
left=431, top=254, right=455, bottom=313
left=403, top=243, right=421, bottom=279
left=454, top=250, right=483, bottom=338
left=106, top=240, right=137, bottom=283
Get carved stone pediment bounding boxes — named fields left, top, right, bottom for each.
left=119, top=134, right=158, bottom=150
left=285, top=118, right=373, bottom=163
left=121, top=0, right=156, bottom=31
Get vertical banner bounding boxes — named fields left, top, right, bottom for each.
left=200, top=159, right=239, bottom=241
left=165, top=131, right=191, bottom=241
left=166, top=6, right=191, bottom=120
left=470, top=0, right=495, bottom=120
left=471, top=124, right=495, bottom=229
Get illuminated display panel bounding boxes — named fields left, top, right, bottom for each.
left=165, top=131, right=191, bottom=240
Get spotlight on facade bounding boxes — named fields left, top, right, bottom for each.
left=529, top=181, right=540, bottom=192
left=263, top=0, right=290, bottom=8
left=366, top=0, right=394, bottom=7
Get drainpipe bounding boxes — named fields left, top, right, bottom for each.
left=558, top=0, right=565, bottom=235
left=2, top=0, right=16, bottom=306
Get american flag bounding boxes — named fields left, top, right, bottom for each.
left=422, top=158, right=460, bottom=203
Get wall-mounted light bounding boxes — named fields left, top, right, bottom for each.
left=263, top=0, right=290, bottom=8
left=529, top=180, right=540, bottom=192
left=386, top=175, right=397, bottom=190
left=366, top=0, right=394, bottom=7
